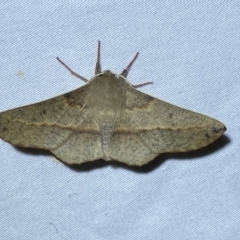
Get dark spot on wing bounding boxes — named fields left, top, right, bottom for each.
left=41, top=109, right=47, bottom=115
left=213, top=128, right=220, bottom=133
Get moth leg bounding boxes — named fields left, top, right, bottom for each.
left=132, top=81, right=153, bottom=88
left=121, top=52, right=139, bottom=77
left=95, top=40, right=101, bottom=74
left=56, top=57, right=88, bottom=83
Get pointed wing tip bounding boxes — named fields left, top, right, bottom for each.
left=214, top=121, right=227, bottom=136
left=223, top=124, right=227, bottom=132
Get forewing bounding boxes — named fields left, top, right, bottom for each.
left=0, top=84, right=102, bottom=164
left=109, top=87, right=226, bottom=166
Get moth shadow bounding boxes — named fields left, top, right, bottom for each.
left=14, top=146, right=52, bottom=158
left=172, top=134, right=229, bottom=159
left=66, top=157, right=166, bottom=173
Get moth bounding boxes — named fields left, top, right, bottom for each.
left=0, top=41, right=226, bottom=166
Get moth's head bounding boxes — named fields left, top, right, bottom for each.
left=88, top=70, right=131, bottom=86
